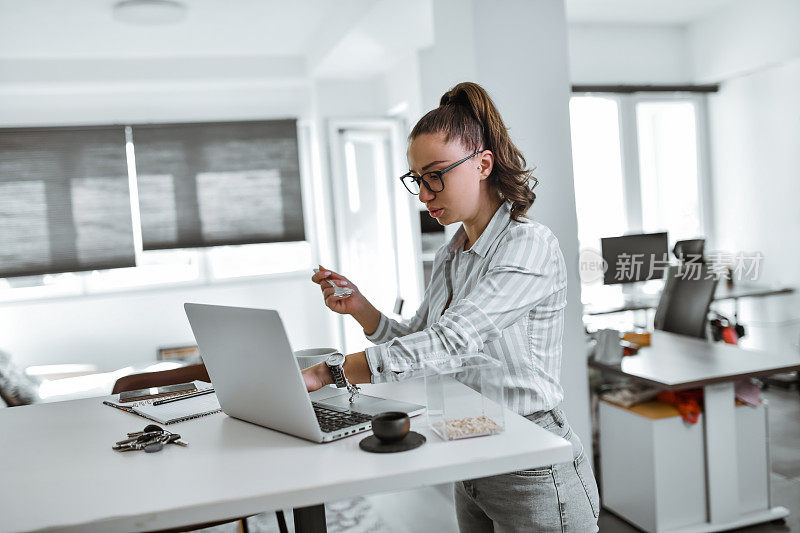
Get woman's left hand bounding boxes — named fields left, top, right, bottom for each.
left=302, top=363, right=332, bottom=392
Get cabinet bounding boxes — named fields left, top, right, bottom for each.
left=599, top=399, right=770, bottom=532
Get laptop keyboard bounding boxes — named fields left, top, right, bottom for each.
left=312, top=403, right=372, bottom=433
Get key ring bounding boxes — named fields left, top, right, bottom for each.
left=347, top=382, right=361, bottom=403
left=113, top=425, right=189, bottom=452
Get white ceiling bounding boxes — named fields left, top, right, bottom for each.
left=0, top=0, right=741, bottom=62
left=565, top=0, right=740, bottom=24
left=0, top=0, right=359, bottom=59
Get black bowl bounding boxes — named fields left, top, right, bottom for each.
left=371, top=411, right=410, bottom=443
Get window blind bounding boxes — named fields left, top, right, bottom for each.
left=0, top=126, right=134, bottom=278
left=131, top=119, right=305, bottom=250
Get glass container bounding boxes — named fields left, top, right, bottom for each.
left=423, top=353, right=505, bottom=440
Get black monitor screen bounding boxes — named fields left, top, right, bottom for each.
left=419, top=210, right=445, bottom=234
left=601, top=232, right=669, bottom=284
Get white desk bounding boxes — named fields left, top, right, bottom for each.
left=583, top=282, right=795, bottom=316
left=590, top=331, right=800, bottom=531
left=0, top=380, right=571, bottom=533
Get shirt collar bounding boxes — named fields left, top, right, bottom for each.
left=445, top=201, right=513, bottom=258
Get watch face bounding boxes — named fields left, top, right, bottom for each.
left=326, top=352, right=345, bottom=366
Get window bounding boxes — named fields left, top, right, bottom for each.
left=132, top=120, right=305, bottom=250
left=0, top=126, right=134, bottom=278
left=0, top=120, right=311, bottom=301
left=570, top=93, right=710, bottom=280
left=636, top=101, right=703, bottom=242
left=568, top=96, right=628, bottom=253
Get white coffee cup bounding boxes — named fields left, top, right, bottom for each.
left=293, top=347, right=339, bottom=370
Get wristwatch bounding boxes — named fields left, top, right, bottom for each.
left=325, top=352, right=361, bottom=403
left=325, top=352, right=348, bottom=388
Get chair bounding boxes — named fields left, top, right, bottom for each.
left=654, top=265, right=718, bottom=339
left=113, top=364, right=290, bottom=533
left=672, top=238, right=705, bottom=263
left=111, top=364, right=210, bottom=395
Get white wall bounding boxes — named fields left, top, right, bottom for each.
left=313, top=77, right=387, bottom=120
left=382, top=53, right=424, bottom=127
left=568, top=0, right=800, bottom=87
left=688, top=1, right=800, bottom=353
left=704, top=59, right=800, bottom=286
left=0, top=274, right=334, bottom=371
left=568, top=24, right=690, bottom=85
left=688, top=0, right=800, bottom=83
left=0, top=56, right=311, bottom=126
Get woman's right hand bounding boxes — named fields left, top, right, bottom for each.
left=312, top=265, right=368, bottom=316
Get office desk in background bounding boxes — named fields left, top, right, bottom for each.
left=583, top=281, right=795, bottom=316
left=0, top=379, right=572, bottom=533
left=590, top=330, right=800, bottom=532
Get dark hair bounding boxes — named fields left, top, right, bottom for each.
left=409, top=82, right=537, bottom=222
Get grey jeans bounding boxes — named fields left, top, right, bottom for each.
left=455, top=407, right=600, bottom=532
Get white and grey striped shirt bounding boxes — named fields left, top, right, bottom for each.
left=364, top=201, right=567, bottom=415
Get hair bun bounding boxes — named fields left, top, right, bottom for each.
left=439, top=88, right=469, bottom=108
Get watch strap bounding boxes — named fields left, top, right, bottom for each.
left=327, top=359, right=348, bottom=388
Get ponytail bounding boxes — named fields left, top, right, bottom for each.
left=409, top=82, right=537, bottom=222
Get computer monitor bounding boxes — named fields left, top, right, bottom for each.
left=601, top=232, right=669, bottom=285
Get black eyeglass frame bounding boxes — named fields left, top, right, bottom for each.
left=399, top=149, right=484, bottom=195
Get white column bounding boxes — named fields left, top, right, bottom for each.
left=418, top=0, right=592, bottom=459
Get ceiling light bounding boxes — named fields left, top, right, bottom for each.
left=113, top=0, right=187, bottom=26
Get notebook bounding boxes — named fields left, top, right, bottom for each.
left=103, top=380, right=222, bottom=424
left=133, top=393, right=222, bottom=424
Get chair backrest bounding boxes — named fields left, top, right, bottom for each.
left=654, top=265, right=718, bottom=339
left=672, top=238, right=705, bottom=263
left=111, top=364, right=210, bottom=394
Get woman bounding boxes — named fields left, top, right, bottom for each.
left=304, top=82, right=600, bottom=532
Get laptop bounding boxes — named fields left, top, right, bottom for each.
left=184, top=303, right=425, bottom=443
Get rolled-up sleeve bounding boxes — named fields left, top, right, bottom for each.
left=365, top=226, right=567, bottom=383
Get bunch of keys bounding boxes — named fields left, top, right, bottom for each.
left=347, top=382, right=361, bottom=404
left=113, top=424, right=188, bottom=453
left=313, top=268, right=354, bottom=298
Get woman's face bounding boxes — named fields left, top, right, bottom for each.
left=407, top=133, right=492, bottom=226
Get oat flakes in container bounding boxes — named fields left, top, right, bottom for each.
left=423, top=353, right=505, bottom=440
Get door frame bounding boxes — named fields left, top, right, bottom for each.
left=326, top=118, right=424, bottom=349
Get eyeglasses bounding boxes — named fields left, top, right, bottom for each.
left=399, top=150, right=483, bottom=195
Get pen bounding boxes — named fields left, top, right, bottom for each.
left=152, top=388, right=215, bottom=405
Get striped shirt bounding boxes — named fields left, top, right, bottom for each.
left=364, top=201, right=568, bottom=415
